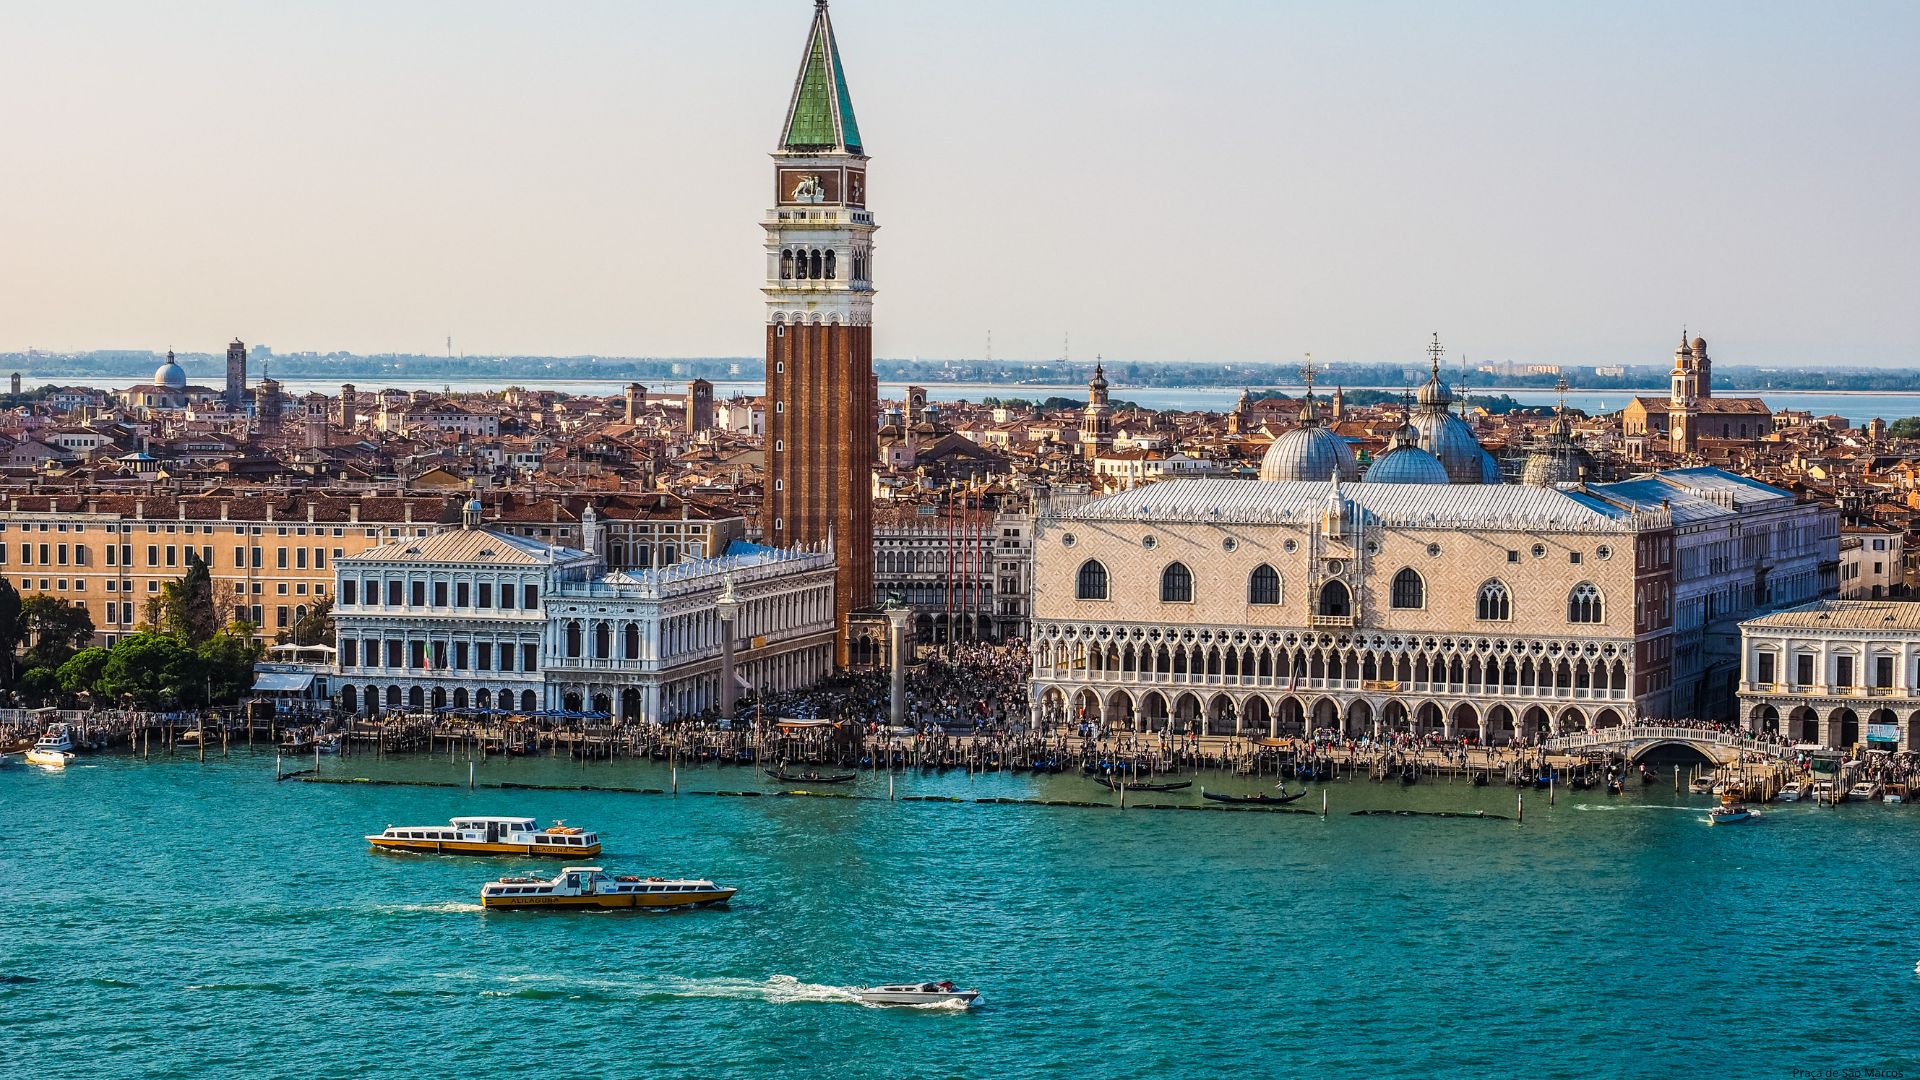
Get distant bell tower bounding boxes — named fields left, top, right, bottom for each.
left=1081, top=361, right=1113, bottom=456
left=764, top=0, right=877, bottom=663
left=226, top=338, right=248, bottom=412
left=1669, top=331, right=1699, bottom=453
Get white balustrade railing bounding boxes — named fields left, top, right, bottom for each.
left=1544, top=723, right=1792, bottom=759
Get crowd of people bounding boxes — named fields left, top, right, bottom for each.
left=756, top=639, right=1034, bottom=734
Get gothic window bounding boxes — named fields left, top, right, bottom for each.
left=780, top=250, right=794, bottom=280
left=1477, top=581, right=1511, bottom=622
left=1248, top=564, right=1281, bottom=605
left=1075, top=559, right=1108, bottom=601
left=823, top=250, right=836, bottom=279
left=809, top=250, right=823, bottom=279
left=566, top=620, right=582, bottom=658
left=1390, top=568, right=1424, bottom=609
left=1317, top=579, right=1351, bottom=617
left=1568, top=582, right=1604, bottom=623
left=1160, top=562, right=1193, bottom=603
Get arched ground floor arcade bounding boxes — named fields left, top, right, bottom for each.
left=1743, top=697, right=1920, bottom=752
left=1036, top=680, right=1633, bottom=742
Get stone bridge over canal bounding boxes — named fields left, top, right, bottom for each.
left=1544, top=724, right=1794, bottom=766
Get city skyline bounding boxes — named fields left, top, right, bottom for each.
left=1, top=1, right=1915, bottom=365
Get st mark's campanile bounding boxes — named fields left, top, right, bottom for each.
left=764, top=0, right=876, bottom=664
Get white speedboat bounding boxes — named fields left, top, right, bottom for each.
left=1846, top=781, right=1882, bottom=802
left=25, top=725, right=76, bottom=768
left=852, top=981, right=980, bottom=1007
left=1777, top=781, right=1807, bottom=802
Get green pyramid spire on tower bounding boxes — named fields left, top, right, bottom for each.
left=781, top=1, right=863, bottom=153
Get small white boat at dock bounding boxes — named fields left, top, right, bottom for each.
left=852, top=981, right=980, bottom=1007
left=1777, top=781, right=1808, bottom=802
left=25, top=725, right=76, bottom=768
left=1846, top=781, right=1882, bottom=802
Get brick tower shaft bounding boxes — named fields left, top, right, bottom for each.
left=762, top=0, right=876, bottom=666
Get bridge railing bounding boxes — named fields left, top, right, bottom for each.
left=1545, top=723, right=1792, bottom=760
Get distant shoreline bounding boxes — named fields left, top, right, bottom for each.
left=14, top=373, right=1920, bottom=402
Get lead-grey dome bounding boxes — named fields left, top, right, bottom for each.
left=1260, top=425, right=1358, bottom=482
left=154, top=351, right=187, bottom=389
left=1410, top=410, right=1492, bottom=484
left=1366, top=442, right=1450, bottom=484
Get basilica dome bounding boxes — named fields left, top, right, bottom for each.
left=1259, top=424, right=1358, bottom=483
left=1409, top=410, right=1491, bottom=484
left=1366, top=443, right=1449, bottom=485
left=153, top=351, right=187, bottom=389
left=1405, top=344, right=1498, bottom=485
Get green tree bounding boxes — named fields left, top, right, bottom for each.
left=1887, top=417, right=1920, bottom=440
left=199, top=621, right=264, bottom=705
left=16, top=666, right=59, bottom=706
left=56, top=647, right=110, bottom=698
left=0, top=579, right=22, bottom=687
left=96, top=633, right=201, bottom=710
left=20, top=594, right=95, bottom=670
left=154, top=553, right=218, bottom=641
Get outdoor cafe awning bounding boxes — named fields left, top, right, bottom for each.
left=252, top=672, right=315, bottom=693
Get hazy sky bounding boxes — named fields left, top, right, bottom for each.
left=2, top=1, right=1915, bottom=366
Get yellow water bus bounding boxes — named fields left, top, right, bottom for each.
left=365, top=817, right=600, bottom=857
left=480, top=867, right=737, bottom=910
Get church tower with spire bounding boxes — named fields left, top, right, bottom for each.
left=764, top=0, right=877, bottom=663
left=1081, top=361, right=1112, bottom=457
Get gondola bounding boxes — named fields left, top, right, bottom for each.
left=1399, top=764, right=1419, bottom=785
left=1606, top=778, right=1625, bottom=795
left=1639, top=765, right=1659, bottom=785
left=1201, top=787, right=1309, bottom=805
left=1470, top=771, right=1490, bottom=787
left=1091, top=775, right=1192, bottom=793
left=765, top=769, right=857, bottom=784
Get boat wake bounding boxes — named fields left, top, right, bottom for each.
left=648, top=975, right=969, bottom=1009
left=1570, top=803, right=1701, bottom=812
left=446, top=972, right=966, bottom=1009
left=373, top=901, right=485, bottom=915
left=183, top=982, right=313, bottom=995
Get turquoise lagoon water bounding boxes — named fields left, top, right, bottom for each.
left=1, top=752, right=1915, bottom=1079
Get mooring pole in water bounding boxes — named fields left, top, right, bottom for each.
left=1549, top=773, right=1555, bottom=806
left=275, top=750, right=281, bottom=779
left=1321, top=789, right=1327, bottom=819
left=888, top=772, right=895, bottom=802
left=1517, top=791, right=1524, bottom=824
left=469, top=759, right=474, bottom=790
